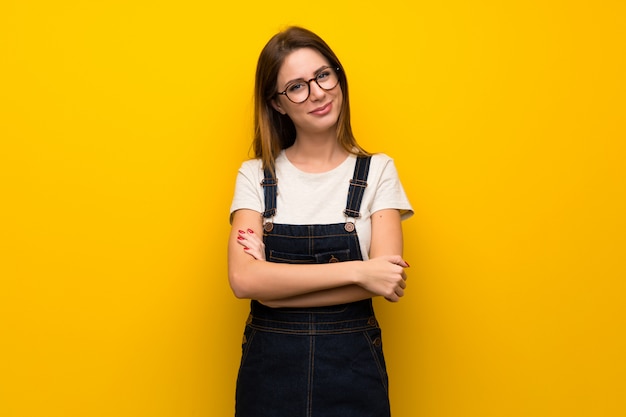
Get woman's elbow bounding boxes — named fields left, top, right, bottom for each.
left=228, top=270, right=253, bottom=299
left=230, top=286, right=248, bottom=300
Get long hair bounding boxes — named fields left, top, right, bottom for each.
left=253, top=26, right=368, bottom=173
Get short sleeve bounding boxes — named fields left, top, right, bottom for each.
left=229, top=159, right=264, bottom=224
left=369, top=156, right=414, bottom=221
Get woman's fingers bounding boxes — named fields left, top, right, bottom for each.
left=237, top=229, right=266, bottom=260
left=387, top=255, right=410, bottom=268
left=358, top=256, right=409, bottom=302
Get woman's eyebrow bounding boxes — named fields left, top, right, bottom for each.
left=282, top=65, right=330, bottom=88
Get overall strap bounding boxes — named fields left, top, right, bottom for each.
left=344, top=156, right=372, bottom=219
left=261, top=167, right=277, bottom=219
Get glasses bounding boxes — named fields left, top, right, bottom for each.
left=276, top=67, right=340, bottom=104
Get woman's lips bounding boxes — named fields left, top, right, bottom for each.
left=309, top=102, right=332, bottom=116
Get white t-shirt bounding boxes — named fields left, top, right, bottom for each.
left=230, top=151, right=413, bottom=260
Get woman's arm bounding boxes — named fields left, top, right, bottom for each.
left=259, top=285, right=375, bottom=308
left=231, top=209, right=408, bottom=307
left=228, top=209, right=408, bottom=301
left=369, top=208, right=405, bottom=259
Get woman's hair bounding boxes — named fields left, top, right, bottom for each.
left=253, top=26, right=368, bottom=172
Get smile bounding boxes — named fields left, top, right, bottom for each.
left=309, top=102, right=332, bottom=116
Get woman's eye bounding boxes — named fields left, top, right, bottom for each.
left=317, top=71, right=331, bottom=80
left=288, top=83, right=304, bottom=92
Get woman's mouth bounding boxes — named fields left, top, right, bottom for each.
left=309, top=102, right=332, bottom=116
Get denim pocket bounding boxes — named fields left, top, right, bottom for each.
left=314, top=249, right=350, bottom=263
left=268, top=250, right=316, bottom=264
left=269, top=249, right=351, bottom=264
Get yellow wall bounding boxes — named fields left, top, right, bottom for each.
left=2, top=1, right=625, bottom=416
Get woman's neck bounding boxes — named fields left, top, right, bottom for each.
left=285, top=133, right=349, bottom=173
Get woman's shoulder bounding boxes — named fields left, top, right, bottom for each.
left=366, top=152, right=396, bottom=170
left=237, top=157, right=263, bottom=174
left=368, top=152, right=393, bottom=163
left=363, top=152, right=404, bottom=181
left=234, top=158, right=265, bottom=187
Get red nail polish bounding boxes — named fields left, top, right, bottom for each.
left=237, top=236, right=244, bottom=240
left=243, top=247, right=249, bottom=250
left=238, top=229, right=245, bottom=234
left=247, top=229, right=254, bottom=234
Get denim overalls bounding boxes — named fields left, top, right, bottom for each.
left=235, top=156, right=391, bottom=417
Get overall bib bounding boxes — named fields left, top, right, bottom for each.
left=235, top=156, right=391, bottom=417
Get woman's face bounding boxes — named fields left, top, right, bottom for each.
left=272, top=48, right=343, bottom=137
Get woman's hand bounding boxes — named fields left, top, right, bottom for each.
left=237, top=228, right=266, bottom=261
left=355, top=255, right=409, bottom=302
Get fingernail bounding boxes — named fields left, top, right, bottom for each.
left=238, top=230, right=245, bottom=234
left=247, top=229, right=254, bottom=234
left=237, top=236, right=244, bottom=240
left=243, top=247, right=249, bottom=250
left=405, top=261, right=410, bottom=267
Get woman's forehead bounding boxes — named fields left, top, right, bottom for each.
left=278, top=48, right=330, bottom=81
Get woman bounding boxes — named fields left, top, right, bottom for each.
left=228, top=26, right=413, bottom=417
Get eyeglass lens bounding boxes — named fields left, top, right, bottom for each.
left=284, top=68, right=339, bottom=103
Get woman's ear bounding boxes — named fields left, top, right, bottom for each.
left=271, top=98, right=287, bottom=115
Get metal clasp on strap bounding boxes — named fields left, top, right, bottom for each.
left=343, top=156, right=371, bottom=230
left=261, top=169, right=277, bottom=219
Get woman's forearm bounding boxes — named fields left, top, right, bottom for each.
left=229, top=257, right=361, bottom=300
left=259, top=285, right=376, bottom=308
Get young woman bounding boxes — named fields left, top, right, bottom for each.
left=228, top=26, right=413, bottom=417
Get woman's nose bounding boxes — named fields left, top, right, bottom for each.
left=308, top=80, right=326, bottom=101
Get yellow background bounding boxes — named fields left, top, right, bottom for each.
left=2, top=1, right=625, bottom=416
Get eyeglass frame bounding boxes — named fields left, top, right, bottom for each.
left=275, top=66, right=341, bottom=104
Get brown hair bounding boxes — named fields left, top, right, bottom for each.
left=252, top=26, right=368, bottom=173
